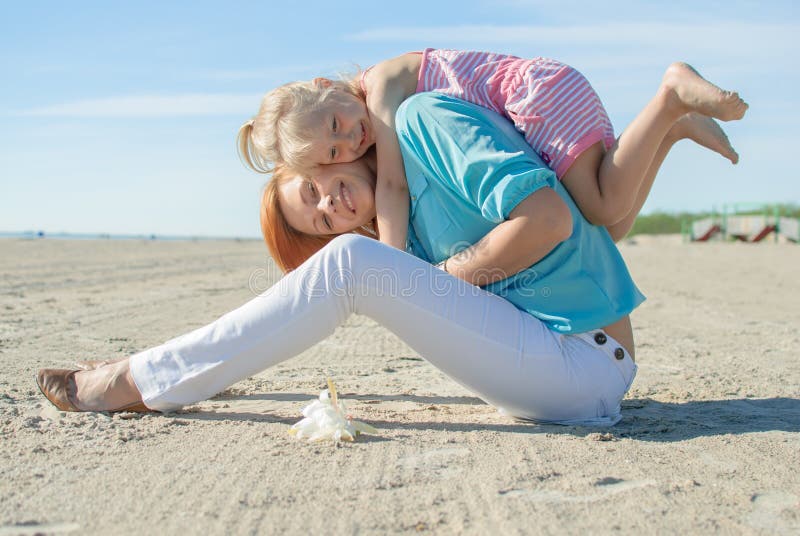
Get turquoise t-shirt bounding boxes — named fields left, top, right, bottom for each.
left=396, top=93, right=645, bottom=334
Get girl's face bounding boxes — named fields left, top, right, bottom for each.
left=277, top=158, right=377, bottom=236
left=306, top=89, right=375, bottom=165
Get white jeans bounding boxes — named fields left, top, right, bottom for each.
left=130, top=234, right=637, bottom=426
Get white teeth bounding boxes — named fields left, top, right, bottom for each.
left=341, top=183, right=355, bottom=213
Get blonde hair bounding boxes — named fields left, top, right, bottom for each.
left=239, top=77, right=364, bottom=174
left=260, top=164, right=376, bottom=273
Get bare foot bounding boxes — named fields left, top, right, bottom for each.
left=662, top=62, right=748, bottom=121
left=669, top=112, right=739, bottom=164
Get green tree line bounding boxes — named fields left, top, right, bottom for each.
left=629, top=204, right=800, bottom=236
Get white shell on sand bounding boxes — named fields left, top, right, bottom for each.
left=289, top=378, right=378, bottom=443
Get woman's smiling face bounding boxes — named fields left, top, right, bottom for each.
left=277, top=159, right=378, bottom=236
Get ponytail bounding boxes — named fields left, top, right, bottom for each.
left=237, top=118, right=272, bottom=174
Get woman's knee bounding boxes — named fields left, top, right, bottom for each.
left=327, top=233, right=373, bottom=251
left=311, top=234, right=384, bottom=278
left=320, top=233, right=418, bottom=295
left=325, top=234, right=385, bottom=262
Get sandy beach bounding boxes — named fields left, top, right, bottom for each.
left=1, top=236, right=798, bottom=535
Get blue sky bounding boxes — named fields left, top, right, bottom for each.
left=1, top=0, right=798, bottom=237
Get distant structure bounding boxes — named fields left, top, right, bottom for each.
left=683, top=203, right=799, bottom=243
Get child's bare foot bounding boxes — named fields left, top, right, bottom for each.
left=669, top=112, right=739, bottom=164
left=662, top=62, right=748, bottom=121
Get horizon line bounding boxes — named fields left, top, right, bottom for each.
left=0, top=230, right=262, bottom=241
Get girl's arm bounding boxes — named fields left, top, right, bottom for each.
left=364, top=54, right=421, bottom=250
left=442, top=187, right=572, bottom=286
left=371, top=112, right=410, bottom=250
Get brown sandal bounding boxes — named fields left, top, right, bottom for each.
left=36, top=369, right=153, bottom=413
left=36, top=369, right=80, bottom=411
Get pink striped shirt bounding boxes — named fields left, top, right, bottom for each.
left=414, top=48, right=615, bottom=178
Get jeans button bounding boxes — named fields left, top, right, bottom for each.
left=614, top=347, right=625, bottom=360
left=594, top=332, right=607, bottom=345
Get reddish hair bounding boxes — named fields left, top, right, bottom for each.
left=260, top=165, right=376, bottom=272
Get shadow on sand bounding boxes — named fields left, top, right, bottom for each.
left=174, top=394, right=799, bottom=442
left=210, top=391, right=486, bottom=405
left=613, top=397, right=800, bottom=441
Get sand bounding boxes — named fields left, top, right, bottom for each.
left=1, top=236, right=798, bottom=535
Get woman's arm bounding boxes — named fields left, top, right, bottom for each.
left=395, top=93, right=567, bottom=284
left=442, top=187, right=572, bottom=285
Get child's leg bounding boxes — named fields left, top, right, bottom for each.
left=562, top=63, right=747, bottom=227
left=606, top=113, right=737, bottom=242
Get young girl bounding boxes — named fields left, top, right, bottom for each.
left=238, top=49, right=747, bottom=250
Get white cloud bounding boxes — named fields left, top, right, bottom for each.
left=198, top=61, right=337, bottom=81
left=199, top=69, right=284, bottom=81
left=344, top=21, right=797, bottom=53
left=15, top=93, right=264, bottom=118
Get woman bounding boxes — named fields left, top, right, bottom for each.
left=36, top=94, right=738, bottom=425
